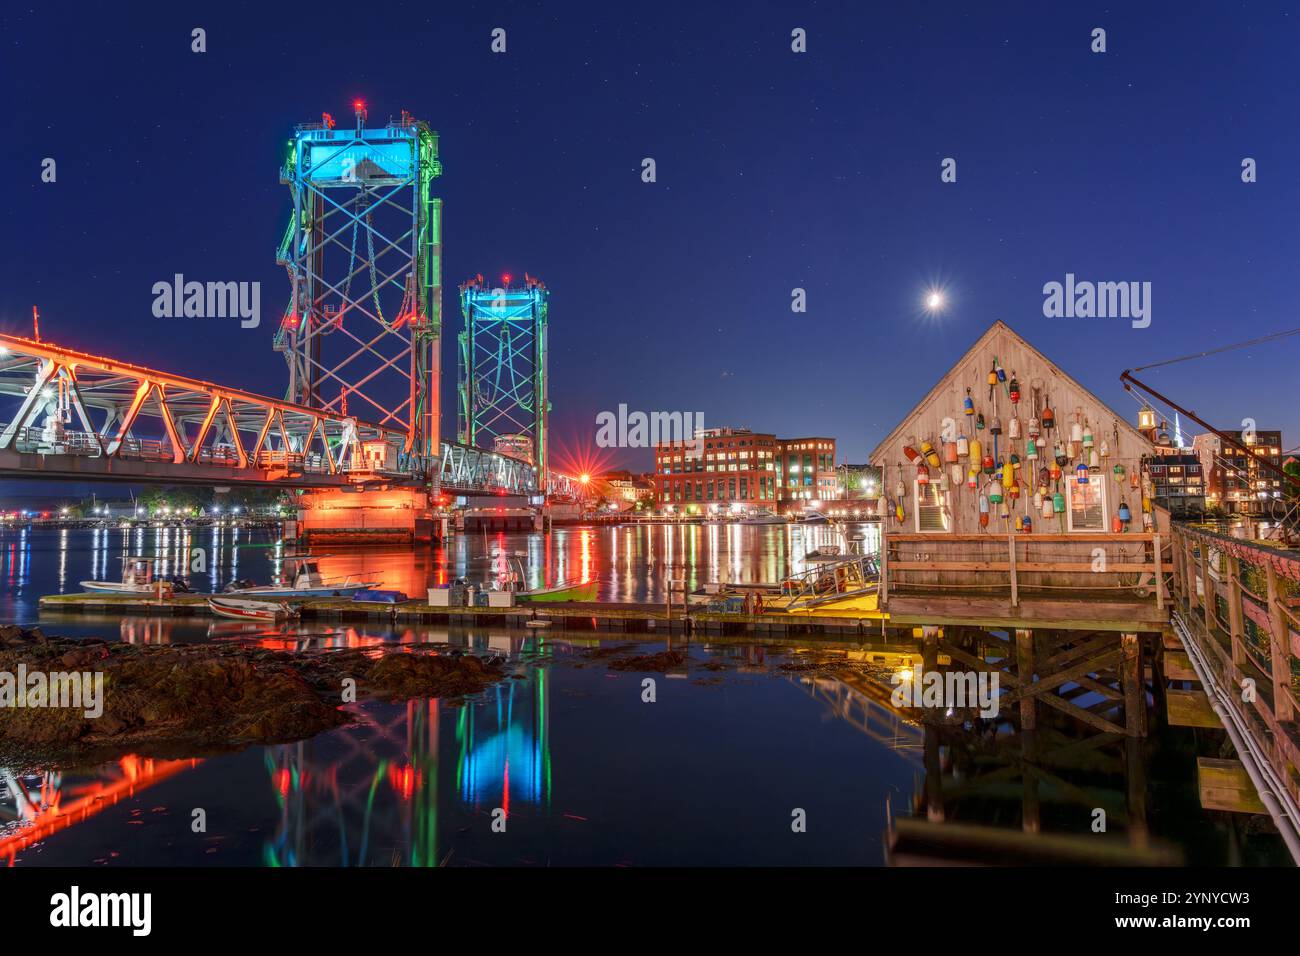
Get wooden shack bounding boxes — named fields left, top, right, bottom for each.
left=871, top=320, right=1170, bottom=738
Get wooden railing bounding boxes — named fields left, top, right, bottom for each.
left=881, top=532, right=1168, bottom=608
left=1169, top=523, right=1300, bottom=729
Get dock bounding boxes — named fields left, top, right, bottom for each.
left=36, top=591, right=889, bottom=637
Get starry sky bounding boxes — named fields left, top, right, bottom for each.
left=4, top=0, right=1300, bottom=491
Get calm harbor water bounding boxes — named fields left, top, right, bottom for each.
left=0, top=526, right=1286, bottom=866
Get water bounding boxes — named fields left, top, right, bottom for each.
left=0, top=526, right=1286, bottom=866
left=0, top=520, right=873, bottom=625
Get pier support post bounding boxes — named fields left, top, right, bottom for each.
left=1121, top=632, right=1145, bottom=737
left=1015, top=628, right=1036, bottom=731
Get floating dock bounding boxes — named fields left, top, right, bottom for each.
left=37, top=590, right=888, bottom=636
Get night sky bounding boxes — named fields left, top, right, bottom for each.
left=5, top=1, right=1299, bottom=489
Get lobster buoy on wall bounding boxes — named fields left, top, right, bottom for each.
left=976, top=412, right=986, bottom=431
left=969, top=438, right=982, bottom=468
left=1076, top=463, right=1089, bottom=485
left=964, top=388, right=974, bottom=417
left=966, top=465, right=979, bottom=489
left=1021, top=513, right=1032, bottom=533
left=903, top=441, right=920, bottom=462
left=982, top=453, right=995, bottom=475
left=917, top=461, right=930, bottom=485
left=990, top=416, right=1002, bottom=437
left=1113, top=463, right=1125, bottom=483
left=1053, top=491, right=1066, bottom=513
left=1009, top=374, right=1020, bottom=404
left=957, top=434, right=969, bottom=458
left=989, top=483, right=1004, bottom=505
left=944, top=439, right=958, bottom=463
left=1026, top=437, right=1038, bottom=460
left=979, top=494, right=990, bottom=527
left=922, top=439, right=940, bottom=468
left=1041, top=398, right=1055, bottom=432
left=1118, top=499, right=1132, bottom=523
left=951, top=463, right=964, bottom=486
left=1008, top=416, right=1021, bottom=440
left=1041, top=496, right=1054, bottom=519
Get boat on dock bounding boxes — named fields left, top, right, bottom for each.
left=226, top=556, right=381, bottom=599
left=80, top=557, right=170, bottom=595
left=483, top=551, right=596, bottom=602
left=207, top=595, right=300, bottom=622
left=515, top=578, right=598, bottom=602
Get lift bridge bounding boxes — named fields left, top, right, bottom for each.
left=0, top=106, right=579, bottom=501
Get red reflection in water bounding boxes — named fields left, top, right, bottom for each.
left=2, top=756, right=198, bottom=865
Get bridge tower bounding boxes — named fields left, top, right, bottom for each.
left=457, top=275, right=550, bottom=487
left=275, top=104, right=442, bottom=462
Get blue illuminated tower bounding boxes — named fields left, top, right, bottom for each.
left=457, top=275, right=550, bottom=485
left=275, top=104, right=442, bottom=459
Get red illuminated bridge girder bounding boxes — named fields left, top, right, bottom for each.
left=0, top=334, right=557, bottom=496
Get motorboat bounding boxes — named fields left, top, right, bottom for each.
left=225, top=556, right=381, bottom=598
left=737, top=508, right=786, bottom=525
left=483, top=551, right=596, bottom=603
left=80, top=557, right=171, bottom=595
left=515, top=579, right=598, bottom=602
left=208, top=595, right=300, bottom=622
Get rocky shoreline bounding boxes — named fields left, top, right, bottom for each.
left=0, top=626, right=505, bottom=767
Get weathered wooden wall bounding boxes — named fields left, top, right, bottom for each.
left=871, top=322, right=1153, bottom=535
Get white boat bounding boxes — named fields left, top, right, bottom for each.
left=481, top=552, right=596, bottom=603
left=738, top=508, right=786, bottom=525
left=81, top=557, right=170, bottom=595
left=208, top=595, right=299, bottom=622
left=226, top=556, right=381, bottom=598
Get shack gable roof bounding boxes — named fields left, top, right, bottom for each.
left=868, top=320, right=1152, bottom=465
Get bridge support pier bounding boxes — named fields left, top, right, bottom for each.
left=296, top=487, right=433, bottom=545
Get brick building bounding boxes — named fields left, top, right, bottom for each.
left=653, top=428, right=836, bottom=512
left=1194, top=430, right=1283, bottom=515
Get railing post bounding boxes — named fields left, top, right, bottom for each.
left=1007, top=534, right=1018, bottom=608
left=1185, top=539, right=1199, bottom=611
left=1265, top=563, right=1296, bottom=723
left=879, top=529, right=889, bottom=606
left=1153, top=533, right=1164, bottom=611
left=1201, top=541, right=1215, bottom=633
left=1227, top=553, right=1247, bottom=672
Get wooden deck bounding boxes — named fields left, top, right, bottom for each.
left=881, top=531, right=1170, bottom=631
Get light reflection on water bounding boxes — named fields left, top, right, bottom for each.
left=0, top=522, right=879, bottom=623
left=0, top=525, right=1282, bottom=866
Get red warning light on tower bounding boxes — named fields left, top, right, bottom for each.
left=502, top=273, right=512, bottom=286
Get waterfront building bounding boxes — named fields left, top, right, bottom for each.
left=1143, top=453, right=1206, bottom=517
left=871, top=320, right=1152, bottom=536
left=869, top=320, right=1163, bottom=745
left=653, top=428, right=836, bottom=513
left=1192, top=429, right=1283, bottom=515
